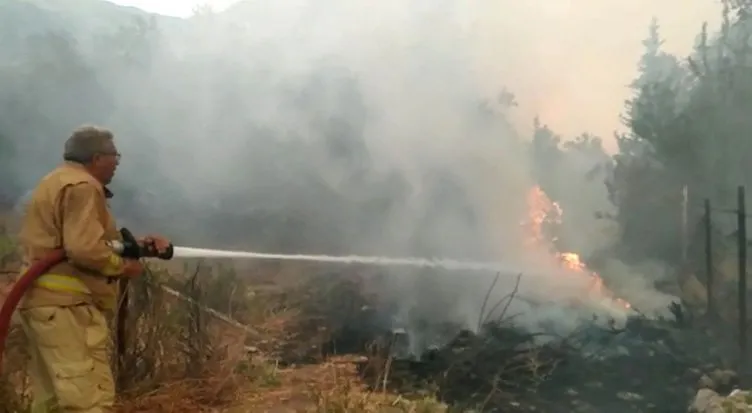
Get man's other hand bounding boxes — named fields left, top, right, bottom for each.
left=137, top=234, right=172, bottom=255
left=123, top=259, right=144, bottom=278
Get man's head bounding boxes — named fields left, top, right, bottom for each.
left=63, top=125, right=120, bottom=185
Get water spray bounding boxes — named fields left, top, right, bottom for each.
left=171, top=246, right=519, bottom=273
left=170, top=247, right=635, bottom=318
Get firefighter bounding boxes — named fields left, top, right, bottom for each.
left=16, top=125, right=171, bottom=413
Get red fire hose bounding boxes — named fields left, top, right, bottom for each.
left=0, top=249, right=66, bottom=374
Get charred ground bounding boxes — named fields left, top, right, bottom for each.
left=309, top=274, right=735, bottom=413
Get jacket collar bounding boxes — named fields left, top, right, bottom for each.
left=62, top=161, right=114, bottom=199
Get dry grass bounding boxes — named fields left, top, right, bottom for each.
left=111, top=263, right=448, bottom=413
left=0, top=226, right=448, bottom=413
left=238, top=355, right=446, bottom=413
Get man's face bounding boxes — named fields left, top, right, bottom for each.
left=91, top=141, right=120, bottom=185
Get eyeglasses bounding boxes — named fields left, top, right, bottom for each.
left=98, top=151, right=121, bottom=161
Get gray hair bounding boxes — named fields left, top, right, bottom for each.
left=63, top=125, right=115, bottom=163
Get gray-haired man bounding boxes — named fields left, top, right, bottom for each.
left=16, top=125, right=170, bottom=412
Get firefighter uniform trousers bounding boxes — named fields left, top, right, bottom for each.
left=19, top=304, right=115, bottom=413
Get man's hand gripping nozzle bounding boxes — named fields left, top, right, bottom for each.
left=107, top=228, right=174, bottom=260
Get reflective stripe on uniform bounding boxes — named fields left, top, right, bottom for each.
left=35, top=274, right=91, bottom=294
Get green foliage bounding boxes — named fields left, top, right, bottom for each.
left=604, top=2, right=752, bottom=266
left=524, top=5, right=752, bottom=266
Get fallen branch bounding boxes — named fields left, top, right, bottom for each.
left=481, top=272, right=523, bottom=325
left=160, top=285, right=265, bottom=341
left=477, top=272, right=500, bottom=331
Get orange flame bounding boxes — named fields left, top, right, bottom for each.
left=525, top=186, right=630, bottom=310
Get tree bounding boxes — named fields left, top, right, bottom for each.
left=609, top=6, right=752, bottom=265
left=530, top=117, right=563, bottom=200
left=599, top=17, right=695, bottom=263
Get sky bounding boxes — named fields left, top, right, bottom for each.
left=110, top=0, right=237, bottom=16
left=108, top=0, right=722, bottom=151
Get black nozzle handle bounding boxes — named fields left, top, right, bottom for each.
left=117, top=228, right=174, bottom=260
left=118, top=228, right=142, bottom=259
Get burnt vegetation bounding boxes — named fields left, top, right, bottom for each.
left=3, top=0, right=752, bottom=412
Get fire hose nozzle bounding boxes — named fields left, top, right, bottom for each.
left=106, top=228, right=174, bottom=260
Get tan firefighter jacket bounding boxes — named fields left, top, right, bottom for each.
left=17, top=162, right=125, bottom=310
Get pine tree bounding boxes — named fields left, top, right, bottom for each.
left=608, top=18, right=690, bottom=263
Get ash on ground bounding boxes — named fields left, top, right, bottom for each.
left=357, top=303, right=736, bottom=413
left=277, top=273, right=736, bottom=412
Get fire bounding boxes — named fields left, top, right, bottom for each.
left=523, top=186, right=562, bottom=247
left=525, top=186, right=631, bottom=311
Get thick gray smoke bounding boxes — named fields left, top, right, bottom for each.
left=2, top=0, right=687, bottom=352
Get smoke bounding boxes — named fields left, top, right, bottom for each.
left=599, top=258, right=678, bottom=317
left=2, top=0, right=700, bottom=353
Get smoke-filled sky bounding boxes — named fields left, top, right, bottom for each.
left=4, top=0, right=708, bottom=349
left=91, top=0, right=700, bottom=338
left=110, top=0, right=721, bottom=152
